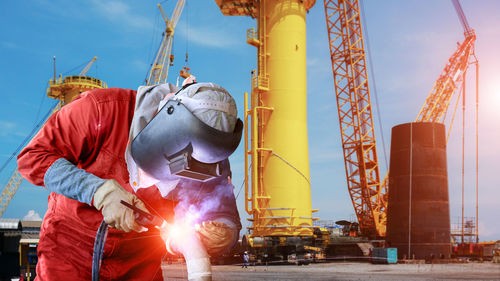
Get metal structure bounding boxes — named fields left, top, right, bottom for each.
left=451, top=216, right=477, bottom=243
left=146, top=0, right=185, bottom=86
left=79, top=56, right=98, bottom=76
left=416, top=0, right=478, bottom=244
left=216, top=0, right=317, bottom=238
left=387, top=122, right=451, bottom=259
left=0, top=57, right=104, bottom=217
left=324, top=0, right=477, bottom=238
left=323, top=0, right=386, bottom=238
left=47, top=57, right=107, bottom=105
left=415, top=1, right=476, bottom=123
left=0, top=171, right=24, bottom=217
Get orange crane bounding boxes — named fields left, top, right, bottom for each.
left=416, top=0, right=476, bottom=123
left=323, top=0, right=386, bottom=238
left=323, top=0, right=476, bottom=237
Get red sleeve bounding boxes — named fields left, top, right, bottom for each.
left=17, top=92, right=100, bottom=186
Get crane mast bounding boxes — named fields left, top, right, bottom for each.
left=324, top=0, right=386, bottom=238
left=0, top=171, right=23, bottom=217
left=416, top=0, right=475, bottom=122
left=146, top=0, right=185, bottom=86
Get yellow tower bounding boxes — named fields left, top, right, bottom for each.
left=47, top=57, right=107, bottom=104
left=216, top=0, right=317, bottom=239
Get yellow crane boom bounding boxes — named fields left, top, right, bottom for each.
left=146, top=0, right=185, bottom=86
left=0, top=170, right=23, bottom=217
left=79, top=56, right=98, bottom=76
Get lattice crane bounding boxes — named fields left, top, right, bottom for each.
left=416, top=0, right=476, bottom=123
left=324, top=0, right=385, bottom=238
left=324, top=0, right=476, bottom=237
left=146, top=0, right=185, bottom=86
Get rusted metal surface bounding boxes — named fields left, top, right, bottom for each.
left=387, top=122, right=451, bottom=259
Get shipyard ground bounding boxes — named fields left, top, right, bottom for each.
left=162, top=261, right=500, bottom=280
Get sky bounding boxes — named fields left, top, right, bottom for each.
left=1, top=0, right=499, bottom=241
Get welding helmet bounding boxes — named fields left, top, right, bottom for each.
left=130, top=82, right=243, bottom=182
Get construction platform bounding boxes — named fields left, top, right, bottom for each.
left=161, top=261, right=500, bottom=281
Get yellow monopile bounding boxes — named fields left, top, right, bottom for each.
left=221, top=0, right=316, bottom=238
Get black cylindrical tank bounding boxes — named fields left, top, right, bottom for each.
left=386, top=122, right=451, bottom=259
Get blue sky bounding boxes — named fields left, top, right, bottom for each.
left=1, top=0, right=499, bottom=241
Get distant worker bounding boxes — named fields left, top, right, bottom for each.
left=17, top=76, right=242, bottom=280
left=242, top=251, right=249, bottom=268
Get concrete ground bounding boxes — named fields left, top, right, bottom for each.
left=162, top=261, right=500, bottom=281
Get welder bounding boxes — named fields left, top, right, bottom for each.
left=17, top=76, right=242, bottom=281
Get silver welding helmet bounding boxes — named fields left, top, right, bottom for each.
left=130, top=82, right=243, bottom=182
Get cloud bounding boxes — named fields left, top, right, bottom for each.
left=310, top=151, right=342, bottom=163
left=131, top=59, right=148, bottom=73
left=90, top=0, right=153, bottom=30
left=0, top=121, right=16, bottom=131
left=0, top=120, right=25, bottom=137
left=23, top=210, right=42, bottom=221
left=181, top=25, right=240, bottom=49
left=32, top=0, right=152, bottom=31
left=0, top=41, right=17, bottom=49
left=478, top=220, right=495, bottom=237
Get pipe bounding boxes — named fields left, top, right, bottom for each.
left=181, top=233, right=212, bottom=281
left=162, top=221, right=212, bottom=281
left=166, top=227, right=212, bottom=281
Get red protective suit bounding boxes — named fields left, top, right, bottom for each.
left=18, top=89, right=176, bottom=280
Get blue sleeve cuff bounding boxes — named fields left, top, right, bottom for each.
left=43, top=158, right=106, bottom=205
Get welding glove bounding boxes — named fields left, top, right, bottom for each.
left=93, top=179, right=149, bottom=232
left=198, top=220, right=236, bottom=256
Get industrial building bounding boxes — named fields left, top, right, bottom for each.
left=0, top=219, right=41, bottom=280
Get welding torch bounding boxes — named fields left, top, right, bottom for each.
left=119, top=200, right=166, bottom=229
left=120, top=200, right=212, bottom=280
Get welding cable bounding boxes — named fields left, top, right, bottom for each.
left=92, top=220, right=109, bottom=281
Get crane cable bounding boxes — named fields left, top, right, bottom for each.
left=445, top=82, right=464, bottom=143
left=184, top=0, right=189, bottom=68
left=144, top=10, right=162, bottom=85
left=360, top=0, right=389, bottom=172
left=0, top=101, right=59, bottom=176
left=62, top=58, right=94, bottom=76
